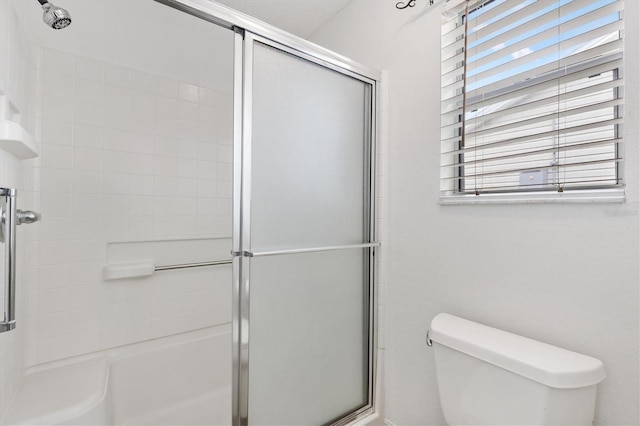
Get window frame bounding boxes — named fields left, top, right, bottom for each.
left=439, top=0, right=626, bottom=204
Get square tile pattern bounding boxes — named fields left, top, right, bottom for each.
left=26, top=46, right=234, bottom=366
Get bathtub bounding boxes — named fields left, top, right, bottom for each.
left=2, top=325, right=231, bottom=425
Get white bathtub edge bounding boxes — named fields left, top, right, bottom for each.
left=2, top=324, right=231, bottom=426
left=1, top=358, right=111, bottom=426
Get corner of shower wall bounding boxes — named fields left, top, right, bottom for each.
left=0, top=0, right=40, bottom=418
left=374, top=69, right=390, bottom=423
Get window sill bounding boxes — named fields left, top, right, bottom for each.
left=439, top=189, right=626, bottom=205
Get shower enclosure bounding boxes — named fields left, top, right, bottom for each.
left=0, top=0, right=379, bottom=424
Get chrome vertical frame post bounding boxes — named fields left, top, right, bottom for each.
left=234, top=29, right=256, bottom=426
left=232, top=28, right=246, bottom=426
left=0, top=187, right=17, bottom=333
left=365, top=80, right=378, bottom=416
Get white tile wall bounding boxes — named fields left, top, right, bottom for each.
left=0, top=0, right=32, bottom=417
left=27, top=46, right=234, bottom=366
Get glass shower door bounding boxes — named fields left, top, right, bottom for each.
left=234, top=34, right=376, bottom=425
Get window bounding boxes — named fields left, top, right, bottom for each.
left=440, top=0, right=624, bottom=201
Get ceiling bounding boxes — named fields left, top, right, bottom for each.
left=213, top=0, right=352, bottom=38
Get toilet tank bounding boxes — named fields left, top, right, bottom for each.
left=429, top=314, right=606, bottom=426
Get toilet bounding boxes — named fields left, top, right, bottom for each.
left=429, top=313, right=606, bottom=426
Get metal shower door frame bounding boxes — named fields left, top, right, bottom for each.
left=234, top=32, right=379, bottom=426
left=152, top=1, right=380, bottom=425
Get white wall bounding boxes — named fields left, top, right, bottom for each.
left=24, top=45, right=234, bottom=365
left=0, top=0, right=235, bottom=416
left=15, top=0, right=236, bottom=366
left=0, top=0, right=35, bottom=416
left=14, top=0, right=233, bottom=93
left=311, top=1, right=639, bottom=425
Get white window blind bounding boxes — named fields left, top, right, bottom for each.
left=440, top=0, right=624, bottom=198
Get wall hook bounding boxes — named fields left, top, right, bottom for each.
left=396, top=0, right=435, bottom=9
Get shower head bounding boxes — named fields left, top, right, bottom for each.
left=38, top=1, right=72, bottom=30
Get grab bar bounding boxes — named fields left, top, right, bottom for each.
left=0, top=187, right=16, bottom=333
left=0, top=188, right=41, bottom=332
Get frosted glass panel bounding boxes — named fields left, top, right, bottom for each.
left=243, top=40, right=373, bottom=425
left=251, top=42, right=368, bottom=251
left=248, top=250, right=369, bottom=425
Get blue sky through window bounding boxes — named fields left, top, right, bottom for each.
left=465, top=0, right=619, bottom=92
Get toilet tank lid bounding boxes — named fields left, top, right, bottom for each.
left=429, top=313, right=606, bottom=389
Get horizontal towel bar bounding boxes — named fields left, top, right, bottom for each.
left=154, top=260, right=232, bottom=271
left=103, top=259, right=232, bottom=280
left=245, top=242, right=381, bottom=258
